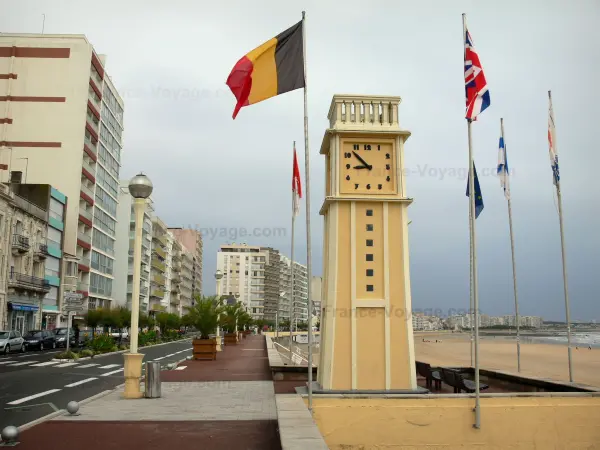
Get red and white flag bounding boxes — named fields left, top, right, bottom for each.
left=292, top=145, right=302, bottom=217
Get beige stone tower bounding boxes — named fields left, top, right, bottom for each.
left=317, top=94, right=416, bottom=391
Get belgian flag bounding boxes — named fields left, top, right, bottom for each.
left=226, top=20, right=305, bottom=119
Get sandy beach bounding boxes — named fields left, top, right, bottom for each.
left=416, top=332, right=600, bottom=388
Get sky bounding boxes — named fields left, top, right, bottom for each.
left=3, top=0, right=599, bottom=321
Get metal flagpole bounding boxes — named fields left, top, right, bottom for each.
left=290, top=141, right=296, bottom=365
left=548, top=91, right=573, bottom=382
left=501, top=118, right=521, bottom=372
left=469, top=203, right=474, bottom=367
left=301, top=10, right=314, bottom=414
left=463, top=14, right=481, bottom=429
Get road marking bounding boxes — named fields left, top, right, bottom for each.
left=6, top=361, right=34, bottom=366
left=98, top=364, right=120, bottom=369
left=77, top=363, right=100, bottom=368
left=175, top=366, right=187, bottom=370
left=7, top=389, right=62, bottom=405
left=153, top=356, right=166, bottom=360
left=0, top=360, right=17, bottom=365
left=101, top=368, right=123, bottom=377
left=164, top=353, right=176, bottom=358
left=30, top=361, right=60, bottom=367
left=65, top=377, right=98, bottom=387
left=55, top=362, right=79, bottom=368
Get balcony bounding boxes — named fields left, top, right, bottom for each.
left=79, top=206, right=93, bottom=224
left=80, top=183, right=94, bottom=200
left=77, top=230, right=91, bottom=246
left=78, top=254, right=91, bottom=272
left=171, top=284, right=180, bottom=295
left=153, top=246, right=166, bottom=259
left=82, top=158, right=96, bottom=179
left=13, top=194, right=49, bottom=223
left=12, top=234, right=30, bottom=253
left=151, top=273, right=166, bottom=286
left=151, top=258, right=165, bottom=273
left=88, top=85, right=101, bottom=109
left=170, top=294, right=180, bottom=305
left=84, top=134, right=97, bottom=151
left=34, top=243, right=49, bottom=260
left=150, top=288, right=165, bottom=299
left=8, top=271, right=51, bottom=293
left=152, top=233, right=168, bottom=247
left=86, top=111, right=100, bottom=132
left=171, top=273, right=181, bottom=283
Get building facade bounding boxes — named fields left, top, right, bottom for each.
left=180, top=249, right=194, bottom=311
left=261, top=247, right=280, bottom=322
left=280, top=255, right=308, bottom=323
left=0, top=34, right=125, bottom=315
left=169, top=228, right=203, bottom=299
left=149, top=217, right=168, bottom=315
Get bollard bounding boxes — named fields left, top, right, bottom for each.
left=0, top=426, right=19, bottom=447
left=145, top=361, right=161, bottom=398
left=66, top=401, right=80, bottom=415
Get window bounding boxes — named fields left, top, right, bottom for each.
left=45, top=256, right=60, bottom=278
left=95, top=187, right=117, bottom=217
left=49, top=198, right=64, bottom=222
left=92, top=229, right=115, bottom=255
left=90, top=272, right=113, bottom=296
left=366, top=269, right=374, bottom=277
left=47, top=227, right=61, bottom=249
left=366, top=285, right=374, bottom=292
left=99, top=123, right=121, bottom=162
left=43, top=286, right=58, bottom=305
left=366, top=224, right=373, bottom=231
left=98, top=143, right=120, bottom=179
left=93, top=207, right=116, bottom=237
left=366, top=239, right=373, bottom=247
left=92, top=251, right=114, bottom=275
left=366, top=210, right=373, bottom=217
left=67, top=261, right=77, bottom=276
left=96, top=165, right=118, bottom=199
left=366, top=254, right=374, bottom=262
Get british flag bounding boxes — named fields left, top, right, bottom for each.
left=464, top=26, right=490, bottom=121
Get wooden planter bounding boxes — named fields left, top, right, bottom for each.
left=193, top=338, right=217, bottom=360
left=224, top=333, right=238, bottom=345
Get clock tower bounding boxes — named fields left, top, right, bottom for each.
left=318, top=94, right=416, bottom=391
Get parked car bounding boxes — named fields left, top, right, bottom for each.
left=23, top=330, right=57, bottom=351
left=110, top=329, right=129, bottom=340
left=0, top=330, right=26, bottom=354
left=53, top=328, right=77, bottom=348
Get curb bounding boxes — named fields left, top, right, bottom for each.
left=16, top=385, right=124, bottom=433
left=51, top=338, right=192, bottom=362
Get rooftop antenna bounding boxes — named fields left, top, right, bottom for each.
left=41, top=14, right=46, bottom=34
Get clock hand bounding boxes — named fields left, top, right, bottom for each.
left=353, top=165, right=370, bottom=169
left=352, top=151, right=372, bottom=170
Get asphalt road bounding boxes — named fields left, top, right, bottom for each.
left=0, top=339, right=193, bottom=430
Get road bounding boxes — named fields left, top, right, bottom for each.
left=0, top=339, right=193, bottom=430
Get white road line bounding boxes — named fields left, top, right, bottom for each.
left=6, top=361, right=34, bottom=366
left=77, top=363, right=100, bottom=368
left=55, top=362, right=79, bottom=368
left=175, top=366, right=187, bottom=370
left=65, top=377, right=98, bottom=387
left=100, top=368, right=123, bottom=377
left=30, top=361, right=60, bottom=367
left=153, top=356, right=166, bottom=361
left=0, top=360, right=17, bottom=365
left=7, top=389, right=62, bottom=405
left=164, top=353, right=176, bottom=358
left=97, top=364, right=120, bottom=369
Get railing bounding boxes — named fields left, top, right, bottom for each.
left=150, top=288, right=164, bottom=298
left=84, top=134, right=97, bottom=151
left=79, top=207, right=93, bottom=222
left=8, top=271, right=51, bottom=292
left=12, top=234, right=30, bottom=251
left=13, top=195, right=48, bottom=222
left=88, top=87, right=101, bottom=109
left=78, top=254, right=91, bottom=268
left=82, top=158, right=96, bottom=177
left=153, top=246, right=166, bottom=259
left=80, top=183, right=94, bottom=199
left=151, top=258, right=165, bottom=272
left=86, top=111, right=100, bottom=131
left=77, top=281, right=89, bottom=292
left=152, top=233, right=168, bottom=247
left=77, top=231, right=92, bottom=245
left=151, top=273, right=166, bottom=286
left=35, top=243, right=49, bottom=257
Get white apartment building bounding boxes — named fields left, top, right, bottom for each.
left=180, top=249, right=194, bottom=311
left=311, top=276, right=323, bottom=320
left=113, top=182, right=154, bottom=313
left=169, top=228, right=203, bottom=298
left=412, top=314, right=442, bottom=331
left=280, top=255, right=308, bottom=323
left=0, top=34, right=125, bottom=313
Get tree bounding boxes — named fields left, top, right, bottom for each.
left=181, top=313, right=194, bottom=332
left=237, top=311, right=253, bottom=330
left=220, top=302, right=243, bottom=333
left=188, top=296, right=222, bottom=339
left=297, top=321, right=309, bottom=331
left=85, top=309, right=103, bottom=339
left=279, top=318, right=291, bottom=331
left=112, top=307, right=131, bottom=346
left=254, top=319, right=266, bottom=334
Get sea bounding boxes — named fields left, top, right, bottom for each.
left=485, top=332, right=600, bottom=348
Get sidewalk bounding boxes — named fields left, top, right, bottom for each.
left=14, top=335, right=282, bottom=450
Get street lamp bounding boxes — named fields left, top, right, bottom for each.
left=277, top=291, right=286, bottom=341
left=214, top=270, right=223, bottom=351
left=123, top=173, right=153, bottom=400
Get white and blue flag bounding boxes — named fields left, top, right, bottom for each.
left=497, top=136, right=510, bottom=200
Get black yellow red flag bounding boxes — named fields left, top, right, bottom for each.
left=226, top=20, right=304, bottom=119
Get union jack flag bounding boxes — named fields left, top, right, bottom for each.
left=464, top=24, right=490, bottom=121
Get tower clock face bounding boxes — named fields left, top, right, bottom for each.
left=339, top=139, right=396, bottom=195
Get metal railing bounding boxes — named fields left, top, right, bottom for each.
left=151, top=258, right=165, bottom=272
left=35, top=243, right=49, bottom=257
left=84, top=135, right=97, bottom=152
left=150, top=288, right=164, bottom=298
left=78, top=254, right=91, bottom=268
left=12, top=234, right=30, bottom=251
left=8, top=271, right=51, bottom=292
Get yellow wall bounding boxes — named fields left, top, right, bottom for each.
left=309, top=396, right=600, bottom=449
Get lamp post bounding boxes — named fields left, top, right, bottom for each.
left=123, top=173, right=153, bottom=399
left=215, top=270, right=223, bottom=351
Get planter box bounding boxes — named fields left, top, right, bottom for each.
left=224, top=333, right=238, bottom=345
left=193, top=338, right=217, bottom=360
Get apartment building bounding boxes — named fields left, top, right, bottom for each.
left=279, top=255, right=308, bottom=323
left=0, top=34, right=125, bottom=314
left=113, top=182, right=154, bottom=313
left=311, top=276, right=322, bottom=321
left=261, top=247, right=280, bottom=322
left=169, top=239, right=182, bottom=315
left=169, top=228, right=203, bottom=298
left=180, top=249, right=194, bottom=311
left=149, top=217, right=168, bottom=315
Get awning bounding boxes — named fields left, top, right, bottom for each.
left=8, top=302, right=39, bottom=312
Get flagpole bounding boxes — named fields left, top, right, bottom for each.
left=501, top=118, right=521, bottom=372
left=290, top=142, right=296, bottom=365
left=463, top=13, right=481, bottom=430
left=549, top=90, right=573, bottom=382
left=469, top=203, right=474, bottom=367
left=301, top=10, right=314, bottom=414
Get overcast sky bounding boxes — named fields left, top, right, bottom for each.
left=3, top=0, right=599, bottom=321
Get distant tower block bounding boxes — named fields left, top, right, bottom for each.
left=317, top=95, right=416, bottom=391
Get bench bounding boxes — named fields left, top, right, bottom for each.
left=416, top=361, right=443, bottom=390
left=441, top=368, right=489, bottom=393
